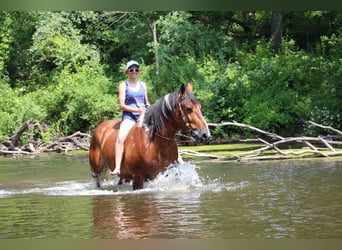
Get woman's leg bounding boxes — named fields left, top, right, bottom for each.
left=110, top=119, right=135, bottom=175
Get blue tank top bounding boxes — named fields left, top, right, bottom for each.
left=124, top=81, right=146, bottom=116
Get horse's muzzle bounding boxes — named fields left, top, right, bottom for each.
left=191, top=128, right=210, bottom=143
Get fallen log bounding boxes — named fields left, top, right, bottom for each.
left=309, top=120, right=342, bottom=136
left=34, top=131, right=91, bottom=153
left=208, top=121, right=284, bottom=140
left=0, top=118, right=33, bottom=151
left=208, top=120, right=342, bottom=161
left=1, top=119, right=341, bottom=161
left=0, top=125, right=91, bottom=156
left=9, top=118, right=33, bottom=147
left=179, top=149, right=223, bottom=159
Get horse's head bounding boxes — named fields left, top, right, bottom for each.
left=178, top=83, right=211, bottom=143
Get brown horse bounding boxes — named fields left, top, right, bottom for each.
left=88, top=83, right=210, bottom=190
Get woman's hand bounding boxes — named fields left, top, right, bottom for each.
left=137, top=106, right=147, bottom=113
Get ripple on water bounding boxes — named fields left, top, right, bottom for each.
left=0, top=163, right=248, bottom=197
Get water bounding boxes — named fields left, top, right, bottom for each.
left=0, top=153, right=341, bottom=239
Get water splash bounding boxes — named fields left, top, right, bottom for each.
left=0, top=163, right=248, bottom=197
left=145, top=163, right=203, bottom=192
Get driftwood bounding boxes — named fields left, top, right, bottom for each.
left=0, top=119, right=91, bottom=156
left=1, top=118, right=341, bottom=161
left=204, top=120, right=342, bottom=161
left=34, top=131, right=91, bottom=153
left=1, top=118, right=33, bottom=152
left=179, top=149, right=223, bottom=160
left=208, top=121, right=284, bottom=140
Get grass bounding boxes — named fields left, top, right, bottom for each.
left=54, top=142, right=342, bottom=162
left=179, top=142, right=262, bottom=160
left=179, top=142, right=342, bottom=161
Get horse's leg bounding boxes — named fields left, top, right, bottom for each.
left=91, top=172, right=101, bottom=188
left=132, top=174, right=144, bottom=190
left=89, top=120, right=121, bottom=188
left=89, top=133, right=105, bottom=188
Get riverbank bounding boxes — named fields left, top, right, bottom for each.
left=2, top=142, right=341, bottom=164
left=178, top=142, right=342, bottom=162
left=2, top=119, right=341, bottom=160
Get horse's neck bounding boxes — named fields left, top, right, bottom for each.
left=145, top=100, right=184, bottom=140
left=156, top=119, right=179, bottom=139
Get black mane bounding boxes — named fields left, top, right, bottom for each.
left=143, top=89, right=199, bottom=138
left=144, top=91, right=179, bottom=137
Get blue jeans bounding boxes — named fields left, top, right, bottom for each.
left=122, top=112, right=140, bottom=122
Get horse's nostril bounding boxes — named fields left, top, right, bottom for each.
left=202, top=133, right=208, bottom=140
left=200, top=133, right=208, bottom=142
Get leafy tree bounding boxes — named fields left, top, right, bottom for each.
left=0, top=11, right=341, bottom=142
left=308, top=33, right=342, bottom=132
left=27, top=12, right=98, bottom=89
left=0, top=12, right=12, bottom=77
left=0, top=12, right=37, bottom=85
left=0, top=79, right=20, bottom=140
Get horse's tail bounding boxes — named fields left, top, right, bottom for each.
left=89, top=120, right=118, bottom=187
left=89, top=131, right=104, bottom=187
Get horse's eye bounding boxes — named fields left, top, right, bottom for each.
left=186, top=107, right=193, bottom=114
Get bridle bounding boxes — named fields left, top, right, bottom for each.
left=155, top=132, right=195, bottom=143
left=178, top=95, right=191, bottom=129
left=154, top=96, right=196, bottom=143
left=178, top=103, right=190, bottom=127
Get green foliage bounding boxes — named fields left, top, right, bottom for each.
left=0, top=12, right=11, bottom=75
left=237, top=41, right=309, bottom=134
left=144, top=56, right=200, bottom=100
left=5, top=12, right=37, bottom=88
left=37, top=61, right=118, bottom=136
left=0, top=79, right=20, bottom=140
left=28, top=12, right=99, bottom=90
left=0, top=11, right=120, bottom=141
left=308, top=33, right=342, bottom=132
left=157, top=11, right=229, bottom=62
left=0, top=11, right=341, bottom=143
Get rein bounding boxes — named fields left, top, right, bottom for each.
left=154, top=98, right=194, bottom=143
left=155, top=132, right=195, bottom=143
left=147, top=90, right=196, bottom=144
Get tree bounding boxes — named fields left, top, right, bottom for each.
left=0, top=11, right=341, bottom=141
left=271, top=11, right=283, bottom=53
left=0, top=12, right=37, bottom=85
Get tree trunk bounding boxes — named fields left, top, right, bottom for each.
left=151, top=21, right=160, bottom=76
left=271, top=11, right=283, bottom=53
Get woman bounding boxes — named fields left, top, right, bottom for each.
left=110, top=60, right=150, bottom=176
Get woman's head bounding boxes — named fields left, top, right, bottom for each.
left=125, top=60, right=140, bottom=74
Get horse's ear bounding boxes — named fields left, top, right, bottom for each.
left=186, top=82, right=193, bottom=93
left=179, top=82, right=192, bottom=95
left=179, top=84, right=186, bottom=95
left=178, top=84, right=186, bottom=100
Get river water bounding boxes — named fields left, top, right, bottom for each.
left=0, top=153, right=341, bottom=239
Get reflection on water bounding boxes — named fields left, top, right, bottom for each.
left=0, top=154, right=341, bottom=239
left=92, top=192, right=214, bottom=239
left=91, top=164, right=213, bottom=239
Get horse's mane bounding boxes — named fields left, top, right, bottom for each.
left=144, top=91, right=179, bottom=138
left=143, top=88, right=199, bottom=138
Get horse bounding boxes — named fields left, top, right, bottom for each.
left=88, top=82, right=210, bottom=190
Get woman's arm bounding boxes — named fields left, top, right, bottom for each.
left=141, top=81, right=150, bottom=107
left=118, top=82, right=142, bottom=113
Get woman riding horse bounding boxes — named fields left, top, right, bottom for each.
left=89, top=82, right=210, bottom=190
left=110, top=60, right=150, bottom=176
